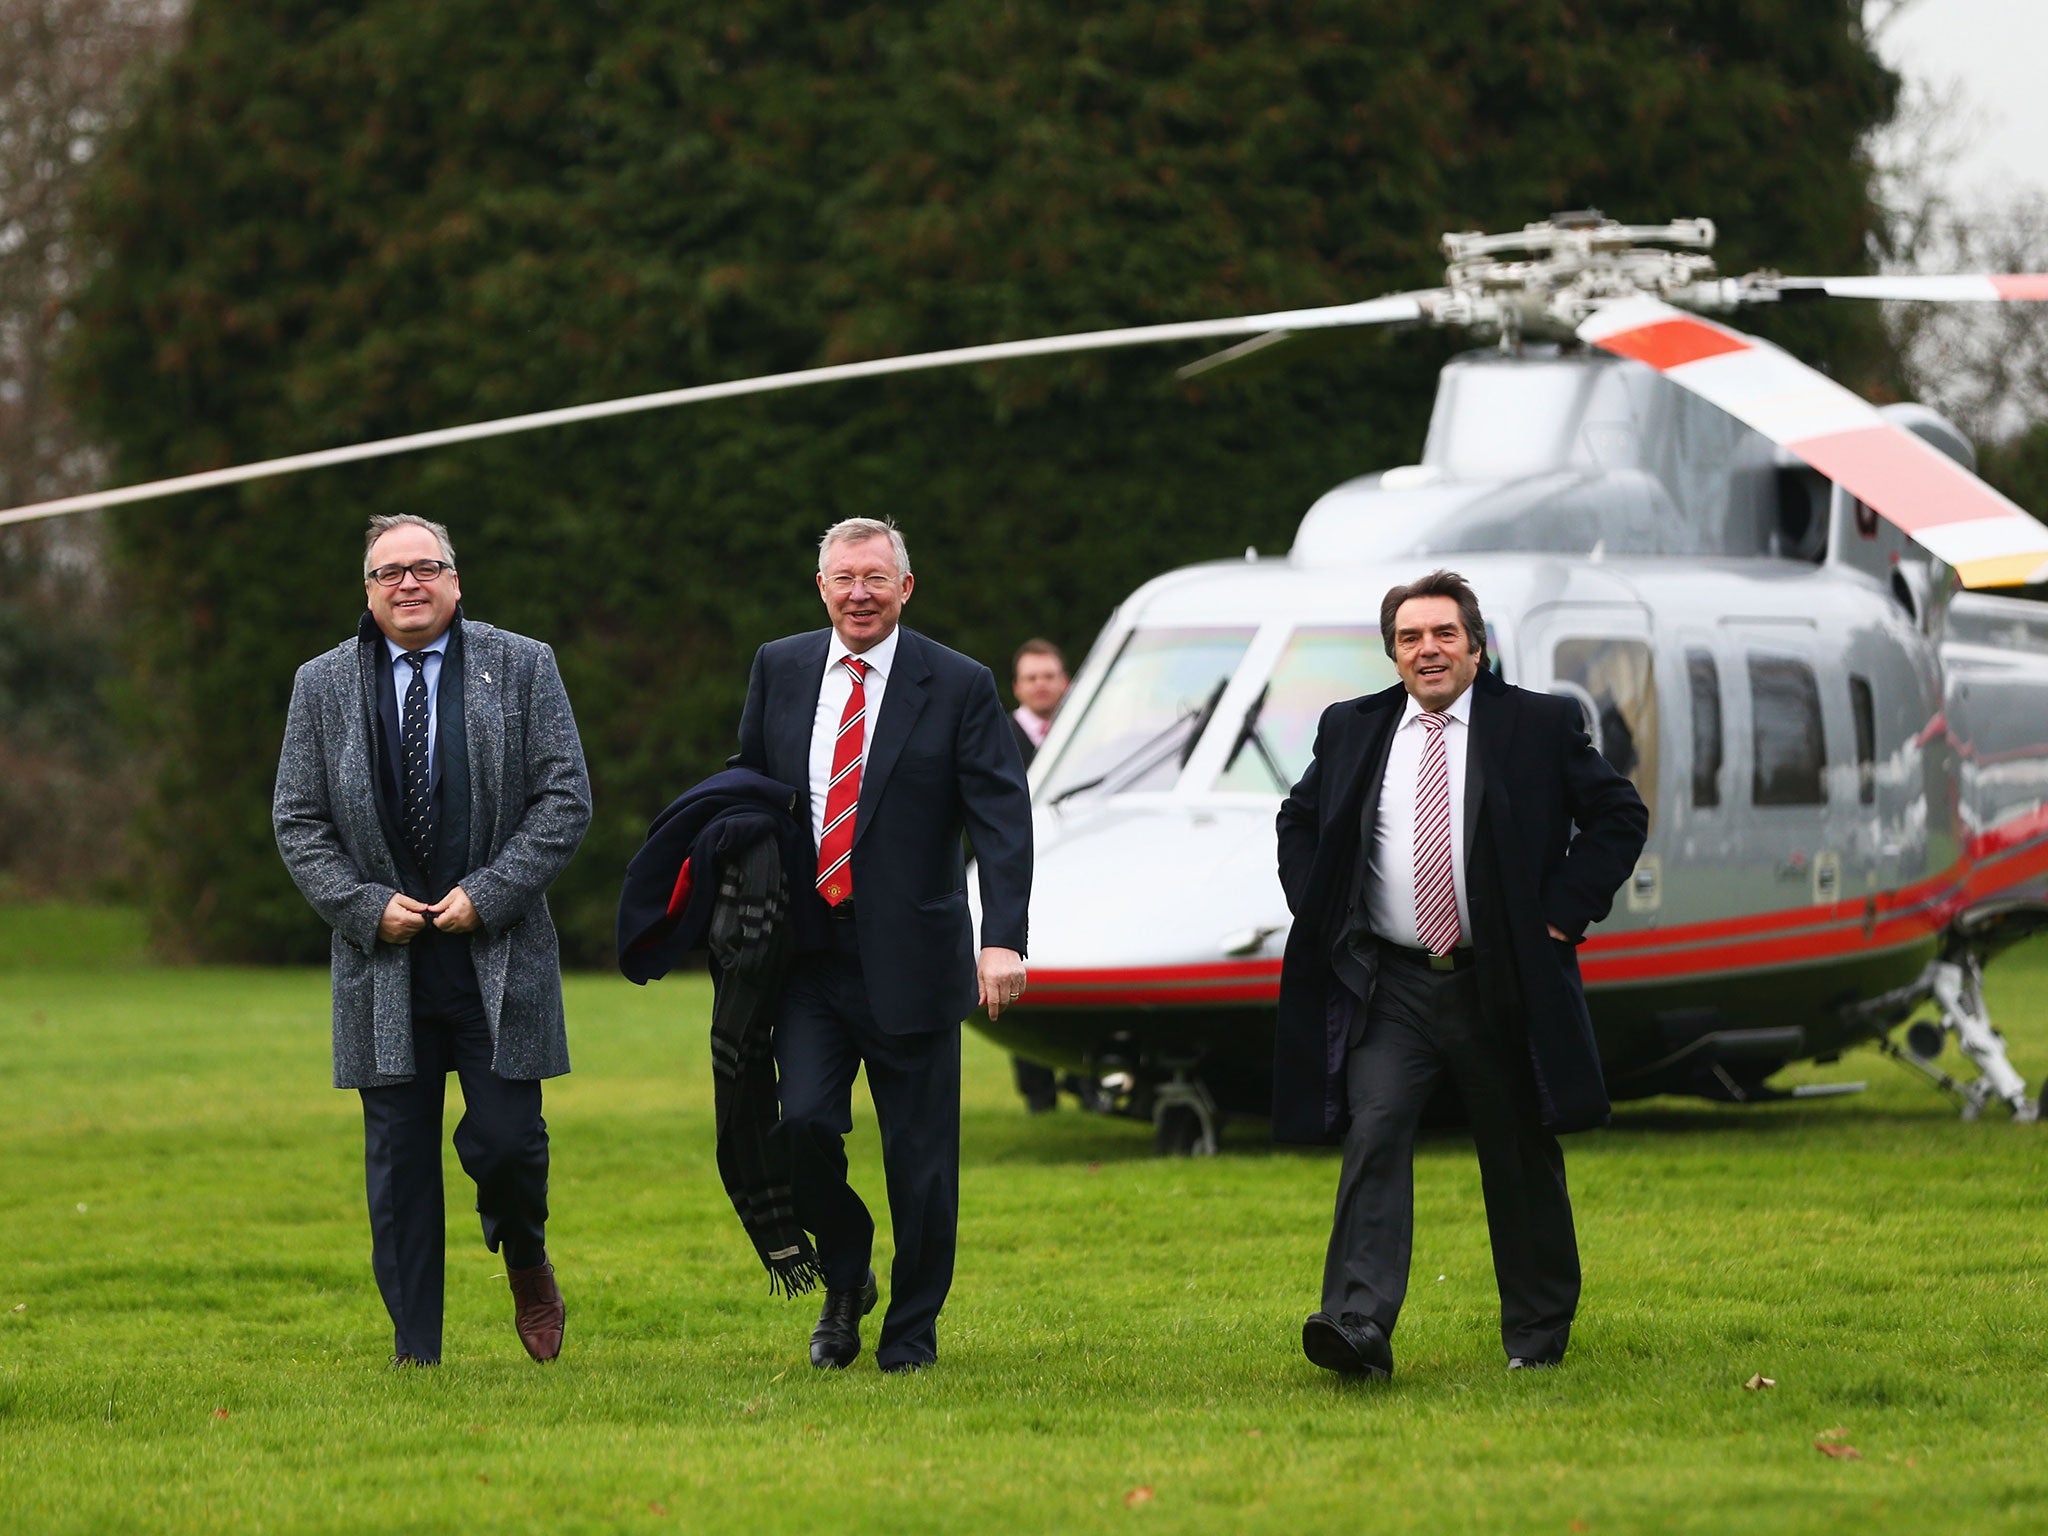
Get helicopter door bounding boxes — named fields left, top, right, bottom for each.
left=1666, top=636, right=1737, bottom=923
left=1723, top=622, right=1840, bottom=912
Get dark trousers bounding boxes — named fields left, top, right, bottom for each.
left=358, top=1003, right=550, bottom=1362
left=773, top=928, right=961, bottom=1370
left=1322, top=953, right=1579, bottom=1362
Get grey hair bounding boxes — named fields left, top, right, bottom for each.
left=363, top=514, right=458, bottom=578
left=817, top=517, right=911, bottom=578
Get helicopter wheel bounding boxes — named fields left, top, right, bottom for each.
left=1152, top=1103, right=1222, bottom=1157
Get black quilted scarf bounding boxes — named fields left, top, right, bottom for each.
left=707, top=834, right=822, bottom=1296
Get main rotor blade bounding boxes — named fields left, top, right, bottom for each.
left=1579, top=296, right=2048, bottom=589
left=1773, top=274, right=2048, bottom=302
left=0, top=293, right=1429, bottom=528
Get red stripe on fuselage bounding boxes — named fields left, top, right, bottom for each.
left=1025, top=982, right=1286, bottom=1007
left=1991, top=275, right=2048, bottom=300
left=1030, top=959, right=1286, bottom=985
left=1013, top=810, right=2048, bottom=1006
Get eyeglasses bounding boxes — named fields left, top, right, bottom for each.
left=369, top=560, right=455, bottom=587
left=824, top=573, right=901, bottom=595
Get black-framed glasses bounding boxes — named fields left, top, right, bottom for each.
left=369, top=560, right=455, bottom=587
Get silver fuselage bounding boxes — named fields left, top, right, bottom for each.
left=975, top=348, right=2048, bottom=1110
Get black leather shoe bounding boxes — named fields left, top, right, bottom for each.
left=1302, top=1311, right=1392, bottom=1379
left=809, top=1269, right=879, bottom=1369
left=1507, top=1355, right=1561, bottom=1371
left=388, top=1353, right=437, bottom=1369
left=878, top=1356, right=929, bottom=1375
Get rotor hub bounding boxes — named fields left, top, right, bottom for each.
left=1428, top=212, right=1731, bottom=341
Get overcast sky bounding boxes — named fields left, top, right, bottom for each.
left=1877, top=0, right=2048, bottom=199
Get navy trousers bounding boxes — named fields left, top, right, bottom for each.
left=1321, top=953, right=1579, bottom=1363
left=772, top=926, right=961, bottom=1370
left=358, top=1003, right=549, bottom=1362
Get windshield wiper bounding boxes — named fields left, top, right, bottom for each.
left=1177, top=675, right=1230, bottom=768
left=1220, top=682, right=1290, bottom=792
left=1049, top=676, right=1230, bottom=807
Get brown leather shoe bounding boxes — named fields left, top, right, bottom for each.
left=508, top=1261, right=565, bottom=1362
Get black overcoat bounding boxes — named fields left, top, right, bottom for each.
left=1272, top=667, right=1647, bottom=1142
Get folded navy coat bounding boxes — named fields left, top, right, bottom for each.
left=616, top=768, right=809, bottom=984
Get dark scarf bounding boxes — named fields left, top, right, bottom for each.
left=705, top=830, right=822, bottom=1296
left=615, top=770, right=819, bottom=1296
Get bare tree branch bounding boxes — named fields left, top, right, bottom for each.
left=0, top=0, right=183, bottom=895
left=1864, top=33, right=2048, bottom=449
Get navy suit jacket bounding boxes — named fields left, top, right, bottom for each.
left=732, top=625, right=1033, bottom=1035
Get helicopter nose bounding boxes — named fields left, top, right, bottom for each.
left=997, top=801, right=1292, bottom=972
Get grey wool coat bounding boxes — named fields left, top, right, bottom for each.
left=273, top=614, right=592, bottom=1089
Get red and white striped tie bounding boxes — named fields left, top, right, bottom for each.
left=1414, top=711, right=1461, bottom=957
left=815, top=656, right=868, bottom=906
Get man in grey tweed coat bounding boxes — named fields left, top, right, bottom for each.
left=274, top=514, right=591, bottom=1367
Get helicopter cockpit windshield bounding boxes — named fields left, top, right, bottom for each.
left=1215, top=627, right=1400, bottom=793
left=1040, top=626, right=1254, bottom=804
left=1038, top=622, right=1407, bottom=804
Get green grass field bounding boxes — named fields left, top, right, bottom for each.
left=4, top=905, right=2045, bottom=1534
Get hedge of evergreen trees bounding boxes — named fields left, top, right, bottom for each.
left=63, top=0, right=1898, bottom=962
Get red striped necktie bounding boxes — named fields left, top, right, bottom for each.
left=816, top=656, right=868, bottom=906
left=1414, top=711, right=1461, bottom=957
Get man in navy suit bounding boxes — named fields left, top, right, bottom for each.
left=732, top=517, right=1032, bottom=1373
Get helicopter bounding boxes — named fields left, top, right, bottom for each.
left=7, top=212, right=2048, bottom=1155
left=973, top=216, right=2048, bottom=1151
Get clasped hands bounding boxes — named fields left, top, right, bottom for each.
left=378, top=886, right=480, bottom=944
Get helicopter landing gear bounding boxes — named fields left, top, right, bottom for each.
left=1151, top=1072, right=1223, bottom=1157
left=1881, top=956, right=2038, bottom=1121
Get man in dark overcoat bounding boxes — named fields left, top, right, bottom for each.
left=730, top=516, right=1032, bottom=1374
left=1274, top=569, right=1646, bottom=1378
left=274, top=514, right=591, bottom=1366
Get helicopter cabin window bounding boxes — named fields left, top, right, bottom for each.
left=1037, top=626, right=1256, bottom=802
left=1551, top=639, right=1658, bottom=829
left=1686, top=650, right=1722, bottom=809
left=1850, top=674, right=1877, bottom=806
left=1214, top=627, right=1401, bottom=793
left=1748, top=655, right=1826, bottom=806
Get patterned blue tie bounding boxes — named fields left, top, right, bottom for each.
left=400, top=651, right=435, bottom=872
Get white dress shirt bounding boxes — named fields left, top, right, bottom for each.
left=1012, top=704, right=1051, bottom=749
left=808, top=625, right=901, bottom=849
left=1364, top=685, right=1474, bottom=949
left=385, top=630, right=451, bottom=774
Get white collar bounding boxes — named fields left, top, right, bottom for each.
left=829, top=624, right=901, bottom=679
left=1400, top=679, right=1476, bottom=727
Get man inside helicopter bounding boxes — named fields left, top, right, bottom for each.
left=1274, top=569, right=1647, bottom=1379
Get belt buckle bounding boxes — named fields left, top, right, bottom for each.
left=1426, top=949, right=1457, bottom=973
